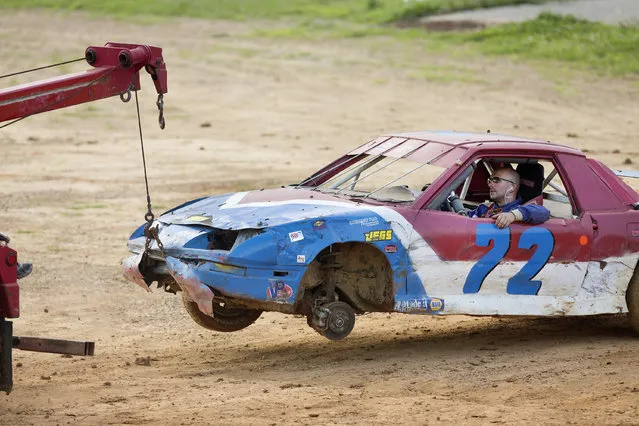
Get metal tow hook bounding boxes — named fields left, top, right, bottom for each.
left=156, top=94, right=165, bottom=129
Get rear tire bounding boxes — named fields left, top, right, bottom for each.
left=626, top=267, right=639, bottom=334
left=182, top=293, right=262, bottom=332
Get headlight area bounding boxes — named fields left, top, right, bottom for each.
left=227, top=229, right=278, bottom=265
left=206, top=261, right=247, bottom=276
left=129, top=226, right=284, bottom=274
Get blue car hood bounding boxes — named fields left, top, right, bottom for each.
left=158, top=187, right=368, bottom=230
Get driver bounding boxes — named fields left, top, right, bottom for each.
left=463, top=167, right=550, bottom=228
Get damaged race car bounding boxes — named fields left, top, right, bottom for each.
left=123, top=131, right=639, bottom=340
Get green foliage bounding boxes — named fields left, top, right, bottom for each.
left=393, top=0, right=563, bottom=21
left=441, top=13, right=639, bottom=75
left=0, top=0, right=566, bottom=22
left=3, top=2, right=638, bottom=75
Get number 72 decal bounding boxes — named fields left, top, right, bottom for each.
left=463, top=224, right=554, bottom=295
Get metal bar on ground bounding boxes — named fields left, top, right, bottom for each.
left=13, top=336, right=95, bottom=356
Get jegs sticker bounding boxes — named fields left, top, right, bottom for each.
left=364, top=229, right=393, bottom=242
left=289, top=230, right=304, bottom=242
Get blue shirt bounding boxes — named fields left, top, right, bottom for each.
left=467, top=197, right=550, bottom=225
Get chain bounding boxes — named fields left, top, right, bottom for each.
left=156, top=94, right=165, bottom=129
left=134, top=89, right=166, bottom=254
left=144, top=223, right=165, bottom=253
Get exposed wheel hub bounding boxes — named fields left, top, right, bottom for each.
left=311, top=300, right=355, bottom=341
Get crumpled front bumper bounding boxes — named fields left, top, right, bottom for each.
left=122, top=249, right=306, bottom=315
left=122, top=222, right=308, bottom=316
left=121, top=253, right=215, bottom=315
left=121, top=252, right=151, bottom=293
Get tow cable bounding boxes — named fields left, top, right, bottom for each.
left=132, top=89, right=167, bottom=257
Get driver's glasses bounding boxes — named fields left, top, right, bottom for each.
left=487, top=176, right=516, bottom=185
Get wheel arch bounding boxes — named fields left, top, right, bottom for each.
left=295, top=241, right=398, bottom=315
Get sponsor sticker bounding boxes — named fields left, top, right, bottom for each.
left=297, top=254, right=306, bottom=263
left=364, top=229, right=393, bottom=242
left=349, top=217, right=380, bottom=227
left=429, top=298, right=443, bottom=311
left=384, top=244, right=397, bottom=253
left=267, top=281, right=294, bottom=302
left=312, top=220, right=326, bottom=230
left=289, top=230, right=304, bottom=242
left=394, top=298, right=445, bottom=313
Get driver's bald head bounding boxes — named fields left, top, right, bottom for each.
left=493, top=167, right=520, bottom=187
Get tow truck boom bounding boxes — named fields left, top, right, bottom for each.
left=0, top=42, right=167, bottom=123
left=0, top=42, right=167, bottom=394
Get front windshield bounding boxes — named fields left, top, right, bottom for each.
left=312, top=154, right=445, bottom=203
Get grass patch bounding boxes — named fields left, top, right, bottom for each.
left=0, top=0, right=567, bottom=23
left=257, top=13, right=639, bottom=76
left=3, top=2, right=638, bottom=76
left=392, top=0, right=566, bottom=21
left=436, top=13, right=639, bottom=75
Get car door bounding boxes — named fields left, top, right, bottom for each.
left=401, top=157, right=594, bottom=316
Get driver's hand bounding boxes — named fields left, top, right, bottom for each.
left=493, top=212, right=516, bottom=229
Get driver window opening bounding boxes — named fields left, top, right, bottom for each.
left=433, top=158, right=577, bottom=219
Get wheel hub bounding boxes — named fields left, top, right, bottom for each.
left=311, top=301, right=355, bottom=341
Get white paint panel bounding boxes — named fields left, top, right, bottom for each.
left=415, top=260, right=587, bottom=296
left=440, top=294, right=623, bottom=316
left=582, top=255, right=638, bottom=299
left=421, top=254, right=639, bottom=316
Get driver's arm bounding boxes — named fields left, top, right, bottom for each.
left=513, top=204, right=551, bottom=224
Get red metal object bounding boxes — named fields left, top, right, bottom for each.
left=0, top=247, right=19, bottom=319
left=0, top=42, right=167, bottom=394
left=0, top=42, right=167, bottom=123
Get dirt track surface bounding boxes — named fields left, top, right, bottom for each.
left=1, top=10, right=638, bottom=425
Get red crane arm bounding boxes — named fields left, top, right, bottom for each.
left=0, top=42, right=168, bottom=123
left=0, top=42, right=167, bottom=394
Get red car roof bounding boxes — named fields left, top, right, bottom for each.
left=383, top=131, right=585, bottom=156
